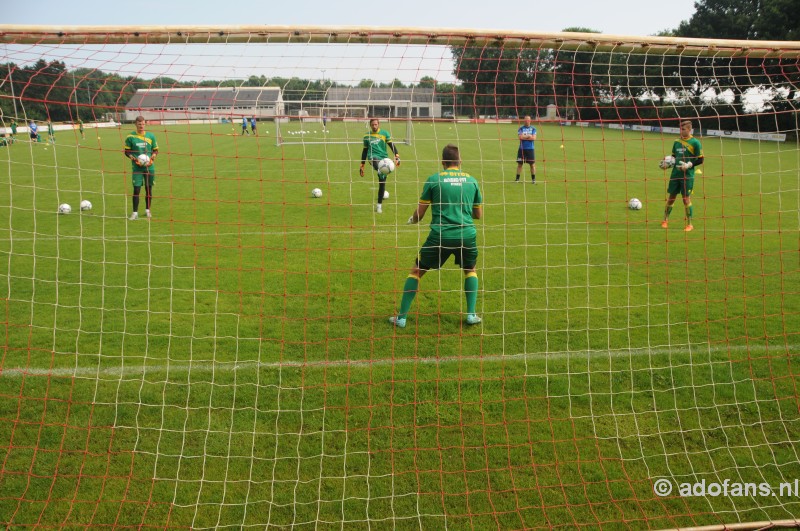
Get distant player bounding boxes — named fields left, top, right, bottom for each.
left=10, top=119, right=18, bottom=137
left=359, top=118, right=400, bottom=213
left=78, top=119, right=85, bottom=139
left=124, top=116, right=159, bottom=220
left=250, top=116, right=257, bottom=135
left=241, top=116, right=249, bottom=135
left=29, top=121, right=39, bottom=142
left=390, top=144, right=483, bottom=328
left=515, top=115, right=537, bottom=183
left=47, top=121, right=55, bottom=143
left=661, top=119, right=704, bottom=232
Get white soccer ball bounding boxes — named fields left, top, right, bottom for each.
left=659, top=155, right=675, bottom=170
left=377, top=158, right=395, bottom=176
left=137, top=153, right=151, bottom=166
left=80, top=200, right=92, bottom=211
left=628, top=198, right=643, bottom=210
left=58, top=203, right=72, bottom=214
left=311, top=188, right=322, bottom=198
left=383, top=191, right=390, bottom=200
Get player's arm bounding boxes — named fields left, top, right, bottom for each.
left=692, top=147, right=704, bottom=167
left=359, top=146, right=368, bottom=176
left=407, top=201, right=430, bottom=224
left=472, top=204, right=483, bottom=220
left=387, top=141, right=400, bottom=166
left=124, top=140, right=141, bottom=166
left=148, top=138, right=158, bottom=166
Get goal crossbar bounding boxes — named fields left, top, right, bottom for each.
left=3, top=25, right=800, bottom=57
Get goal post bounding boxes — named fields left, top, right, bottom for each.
left=1, top=24, right=799, bottom=531
left=275, top=99, right=413, bottom=146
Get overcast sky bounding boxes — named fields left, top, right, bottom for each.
left=5, top=0, right=696, bottom=36
left=4, top=0, right=700, bottom=85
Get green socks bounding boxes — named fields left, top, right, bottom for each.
left=397, top=274, right=479, bottom=320
left=397, top=276, right=419, bottom=319
left=464, top=274, right=479, bottom=315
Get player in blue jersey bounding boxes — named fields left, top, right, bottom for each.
left=515, top=115, right=537, bottom=184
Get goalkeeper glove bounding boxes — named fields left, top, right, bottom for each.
left=677, top=161, right=693, bottom=171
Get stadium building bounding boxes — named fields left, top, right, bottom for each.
left=282, top=87, right=441, bottom=120
left=124, top=87, right=284, bottom=122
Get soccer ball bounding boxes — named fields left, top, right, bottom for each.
left=137, top=153, right=151, bottom=166
left=377, top=158, right=395, bottom=175
left=659, top=155, right=675, bottom=170
left=628, top=198, right=643, bottom=210
left=58, top=203, right=72, bottom=214
left=383, top=191, right=390, bottom=199
left=311, top=188, right=323, bottom=198
left=80, top=200, right=92, bottom=211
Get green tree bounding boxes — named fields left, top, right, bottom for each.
left=674, top=0, right=799, bottom=40
left=417, top=76, right=437, bottom=89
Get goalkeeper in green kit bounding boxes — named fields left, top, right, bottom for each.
left=360, top=118, right=400, bottom=214
left=661, top=119, right=704, bottom=232
left=389, top=144, right=483, bottom=329
left=123, top=116, right=159, bottom=220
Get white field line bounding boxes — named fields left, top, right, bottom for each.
left=1, top=342, right=796, bottom=379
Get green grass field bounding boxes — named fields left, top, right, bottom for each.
left=1, top=120, right=799, bottom=529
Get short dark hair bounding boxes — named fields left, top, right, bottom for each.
left=369, top=118, right=379, bottom=125
left=442, top=144, right=460, bottom=166
left=135, top=116, right=145, bottom=123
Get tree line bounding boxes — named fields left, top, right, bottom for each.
left=1, top=0, right=797, bottom=134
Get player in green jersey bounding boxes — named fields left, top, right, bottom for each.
left=662, top=119, right=704, bottom=232
left=389, top=144, right=483, bottom=328
left=78, top=119, right=85, bottom=140
left=10, top=119, right=18, bottom=137
left=47, top=121, right=55, bottom=143
left=360, top=118, right=400, bottom=213
left=123, top=116, right=159, bottom=220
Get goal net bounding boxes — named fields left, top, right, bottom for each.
left=276, top=99, right=413, bottom=145
left=1, top=25, right=799, bottom=530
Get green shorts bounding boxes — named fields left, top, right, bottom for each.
left=416, top=234, right=478, bottom=271
left=132, top=169, right=155, bottom=187
left=667, top=177, right=693, bottom=197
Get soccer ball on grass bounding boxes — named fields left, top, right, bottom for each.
left=628, top=198, right=643, bottom=210
left=58, top=203, right=72, bottom=214
left=80, top=200, right=93, bottom=211
left=377, top=158, right=395, bottom=175
left=311, top=188, right=323, bottom=198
